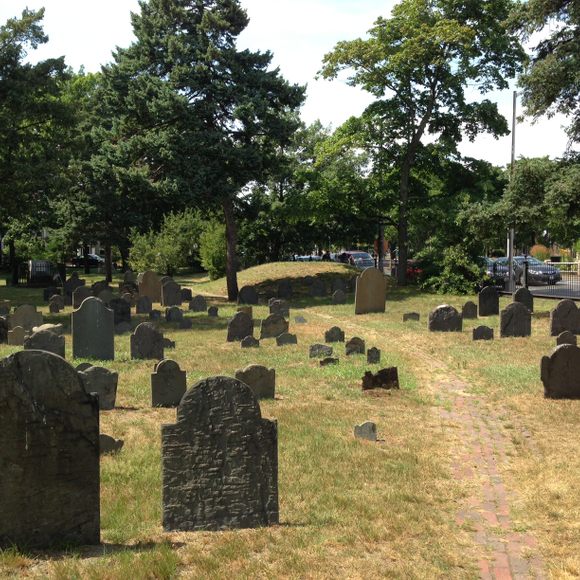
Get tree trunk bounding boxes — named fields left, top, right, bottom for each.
left=9, top=240, right=18, bottom=286
left=397, top=159, right=411, bottom=286
left=222, top=197, right=239, bottom=301
left=104, top=243, right=113, bottom=283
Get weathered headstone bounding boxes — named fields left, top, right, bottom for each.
left=99, top=434, right=124, bottom=455
left=345, top=336, right=365, bottom=356
left=556, top=331, right=577, bottom=346
left=72, top=297, right=114, bottom=361
left=500, top=302, right=531, bottom=338
left=149, top=309, right=161, bottom=321
left=234, top=365, right=276, bottom=399
left=541, top=344, right=580, bottom=399
left=227, top=312, right=254, bottom=342
left=320, top=356, right=339, bottom=366
left=478, top=286, right=499, bottom=317
left=403, top=312, right=420, bottom=322
left=269, top=299, right=289, bottom=318
left=9, top=305, right=43, bottom=331
left=241, top=335, right=260, bottom=348
left=332, top=278, right=347, bottom=294
left=189, top=295, right=207, bottom=312
left=161, top=279, right=182, bottom=307
left=180, top=288, right=193, bottom=302
left=367, top=347, right=381, bottom=364
left=354, top=422, right=377, bottom=442
left=0, top=350, right=99, bottom=548
left=549, top=299, right=579, bottom=337
left=136, top=295, right=153, bottom=314
left=208, top=306, right=219, bottom=317
left=64, top=273, right=85, bottom=306
left=7, top=326, right=26, bottom=346
left=332, top=289, right=346, bottom=305
left=310, top=278, right=326, bottom=297
left=428, top=305, right=462, bottom=332
left=78, top=365, right=118, bottom=410
left=325, top=326, right=345, bottom=343
left=514, top=287, right=534, bottom=313
left=96, top=288, right=113, bottom=306
left=130, top=322, right=165, bottom=360
left=473, top=326, right=494, bottom=341
left=238, top=285, right=259, bottom=305
left=362, top=367, right=399, bottom=390
left=151, top=359, right=187, bottom=407
left=162, top=376, right=278, bottom=530
left=72, top=286, right=93, bottom=309
left=260, top=314, right=288, bottom=339
left=139, top=271, right=162, bottom=303
left=165, top=306, right=184, bottom=324
left=309, top=344, right=333, bottom=358
left=49, top=294, right=65, bottom=313
left=24, top=329, right=65, bottom=358
left=276, top=332, right=297, bottom=346
left=354, top=268, right=386, bottom=315
left=277, top=279, right=293, bottom=299
left=462, top=301, right=478, bottom=320
left=109, top=298, right=131, bottom=326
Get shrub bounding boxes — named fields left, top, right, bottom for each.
left=199, top=221, right=226, bottom=280
left=530, top=244, right=550, bottom=262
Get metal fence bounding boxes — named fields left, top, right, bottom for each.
left=516, top=261, right=580, bottom=301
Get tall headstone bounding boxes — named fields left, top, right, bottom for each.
left=139, top=271, right=162, bottom=304
left=72, top=297, right=114, bottom=361
left=428, top=305, right=462, bottom=332
left=513, top=287, right=534, bottom=313
left=500, top=302, right=531, bottom=338
left=9, top=305, right=43, bottom=331
left=541, top=345, right=580, bottom=399
left=162, top=376, right=278, bottom=530
left=0, top=350, right=99, bottom=548
left=161, top=279, right=182, bottom=307
left=72, top=286, right=93, bottom=309
left=238, top=286, right=259, bottom=305
left=549, top=299, right=579, bottom=337
left=227, top=312, right=254, bottom=342
left=354, top=268, right=386, bottom=315
left=235, top=365, right=276, bottom=399
left=260, top=314, right=288, bottom=339
left=24, top=329, right=65, bottom=358
left=478, top=286, right=499, bottom=317
left=130, top=322, right=164, bottom=360
left=151, top=359, right=187, bottom=407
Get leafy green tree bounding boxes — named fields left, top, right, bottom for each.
left=319, top=0, right=525, bottom=284
left=200, top=220, right=227, bottom=280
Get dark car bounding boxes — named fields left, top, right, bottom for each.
left=336, top=251, right=375, bottom=270
left=493, top=257, right=523, bottom=285
left=71, top=253, right=105, bottom=268
left=513, top=256, right=562, bottom=285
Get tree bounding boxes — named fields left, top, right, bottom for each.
left=319, top=0, right=525, bottom=284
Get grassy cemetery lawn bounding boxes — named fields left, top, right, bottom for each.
left=0, top=264, right=578, bottom=579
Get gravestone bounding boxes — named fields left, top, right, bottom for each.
left=241, top=335, right=260, bottom=348
left=123, top=269, right=137, bottom=284
left=109, top=298, right=131, bottom=326
left=24, top=329, right=65, bottom=358
left=151, top=359, right=187, bottom=407
left=332, top=290, right=346, bottom=305
left=99, top=434, right=124, bottom=455
left=121, top=292, right=135, bottom=307
left=78, top=366, right=118, bottom=410
left=325, top=326, right=345, bottom=343
left=541, top=344, right=580, bottom=399
left=76, top=362, right=93, bottom=372
left=161, top=280, right=182, bottom=307
left=500, top=302, right=531, bottom=338
left=276, top=332, right=297, bottom=346
left=309, top=344, right=333, bottom=358
left=237, top=305, right=253, bottom=318
left=345, top=337, right=365, bottom=355
left=139, top=271, right=162, bottom=303
left=165, top=306, right=184, bottom=324
left=208, top=306, right=219, bottom=317
left=428, top=305, right=462, bottom=332
left=320, top=357, right=339, bottom=366
left=310, top=278, right=326, bottom=297
left=362, top=367, right=400, bottom=390
left=149, top=309, right=161, bottom=321
left=91, top=280, right=109, bottom=296
left=0, top=317, right=8, bottom=343
left=0, top=350, right=99, bottom=548
left=367, top=347, right=381, bottom=364
left=549, top=299, right=579, bottom=336
left=136, top=295, right=153, bottom=314
left=260, top=314, right=288, bottom=339
left=478, top=286, right=499, bottom=317
left=7, top=326, right=26, bottom=346
left=130, top=322, right=164, bottom=360
left=162, top=376, right=278, bottom=530
left=43, top=286, right=59, bottom=302
left=189, top=295, right=207, bottom=312
left=277, top=279, right=293, bottom=299
left=64, top=274, right=85, bottom=306
left=238, top=285, right=259, bottom=305
left=0, top=301, right=10, bottom=316
left=473, top=326, right=494, bottom=341
left=556, top=331, right=577, bottom=346
left=269, top=299, right=289, bottom=318
left=72, top=297, right=114, bottom=361
left=9, top=305, right=43, bottom=331
left=462, top=301, right=478, bottom=320
left=72, top=286, right=93, bottom=309
left=514, top=287, right=534, bottom=313
left=49, top=294, right=65, bottom=313
left=403, top=312, right=420, bottom=322
left=181, top=288, right=193, bottom=302
left=332, top=278, right=347, bottom=294
left=234, top=365, right=276, bottom=399
left=354, top=268, right=386, bottom=315
left=227, top=312, right=254, bottom=342
left=354, top=422, right=377, bottom=442
left=96, top=288, right=113, bottom=305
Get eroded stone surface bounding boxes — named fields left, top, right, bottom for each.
left=24, top=329, right=65, bottom=358
left=354, top=268, right=386, bottom=315
left=131, top=322, right=165, bottom=360
left=346, top=336, right=365, bottom=356
left=479, top=286, right=499, bottom=317
left=235, top=364, right=276, bottom=399
left=362, top=367, right=399, bottom=390
left=309, top=344, right=333, bottom=358
left=324, top=326, right=345, bottom=343
left=500, top=302, right=531, bottom=338
left=152, top=359, right=186, bottom=407
left=367, top=347, right=381, bottom=364
left=9, top=305, right=43, bottom=331
left=78, top=365, right=118, bottom=410
left=354, top=421, right=377, bottom=441
left=428, top=305, right=462, bottom=332
left=227, top=312, right=254, bottom=342
left=189, top=295, right=207, bottom=312
left=541, top=344, right=580, bottom=399
left=260, top=314, right=288, bottom=339
left=165, top=306, right=184, bottom=324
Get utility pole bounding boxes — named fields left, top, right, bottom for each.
left=507, top=90, right=517, bottom=292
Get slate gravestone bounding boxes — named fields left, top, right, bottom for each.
left=151, top=359, right=187, bottom=407
left=92, top=280, right=109, bottom=296
left=96, top=288, right=113, bottom=306
left=208, top=306, right=219, bottom=317
left=162, top=376, right=278, bottom=531
left=7, top=326, right=25, bottom=346
left=43, top=286, right=59, bottom=302
left=49, top=294, right=65, bottom=313
left=367, top=347, right=381, bottom=364
left=478, top=286, right=499, bottom=317
left=462, top=301, right=478, bottom=320
left=294, top=315, right=307, bottom=324
left=277, top=279, right=293, bottom=299
left=64, top=274, right=85, bottom=305
left=149, top=310, right=161, bottom=321
left=241, top=335, right=260, bottom=348
left=24, top=330, right=65, bottom=358
left=276, top=332, right=297, bottom=346
left=269, top=299, right=289, bottom=318
left=355, top=268, right=386, bottom=315
left=139, top=271, right=162, bottom=303
left=99, top=434, right=124, bottom=455
left=541, top=344, right=580, bottom=399
left=78, top=366, right=118, bottom=410
left=189, top=295, right=207, bottom=312
left=325, top=326, right=345, bottom=343
left=320, top=357, right=339, bottom=366
left=160, top=276, right=171, bottom=286
left=9, top=305, right=43, bottom=331
left=165, top=307, right=184, bottom=324
left=310, top=278, right=326, bottom=297
left=237, top=305, right=253, bottom=317
left=72, top=297, right=114, bottom=361
left=428, top=305, right=462, bottom=332
left=514, top=287, right=534, bottom=313
left=181, top=288, right=193, bottom=302
left=332, top=278, right=347, bottom=294
left=136, top=295, right=153, bottom=314
left=354, top=422, right=377, bottom=442
left=109, top=298, right=131, bottom=326
left=73, top=286, right=93, bottom=309
left=309, top=344, right=333, bottom=358
left=403, top=312, right=420, bottom=322
left=234, top=365, right=276, bottom=399
left=161, top=280, right=182, bottom=307
left=332, top=290, right=346, bottom=305
left=238, top=285, right=259, bottom=305
left=121, top=292, right=135, bottom=307
left=473, top=326, right=494, bottom=341
left=550, top=299, right=579, bottom=336
left=362, top=367, right=400, bottom=390
left=260, top=314, right=288, bottom=339
left=227, top=312, right=254, bottom=342
left=500, top=302, right=531, bottom=338
left=123, top=270, right=137, bottom=284
left=346, top=337, right=365, bottom=355
left=557, top=331, right=577, bottom=346
left=0, top=317, right=8, bottom=344
left=131, top=322, right=165, bottom=360
left=0, top=350, right=99, bottom=548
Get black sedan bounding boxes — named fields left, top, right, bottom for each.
left=513, top=256, right=562, bottom=285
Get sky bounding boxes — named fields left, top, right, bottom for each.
left=0, top=0, right=574, bottom=166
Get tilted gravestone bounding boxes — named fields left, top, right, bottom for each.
left=180, top=288, right=193, bottom=302
left=325, top=326, right=345, bottom=343
left=109, top=298, right=131, bottom=326
left=24, top=329, right=65, bottom=358
left=473, top=326, right=494, bottom=341
left=138, top=271, right=162, bottom=304
left=72, top=286, right=93, bottom=309
left=189, top=295, right=207, bottom=312
left=49, top=294, right=65, bottom=313
left=362, top=367, right=400, bottom=390
left=354, top=268, right=386, bottom=315
left=549, top=299, right=579, bottom=337
left=513, top=287, right=534, bottom=313
left=557, top=331, right=577, bottom=346
left=541, top=344, right=580, bottom=399
left=269, top=299, right=289, bottom=318
left=151, top=359, right=187, bottom=407
left=354, top=422, right=377, bottom=442
left=234, top=365, right=276, bottom=399
left=241, top=335, right=260, bottom=348
left=478, top=286, right=499, bottom=317
left=345, top=336, right=365, bottom=356
left=260, top=314, right=288, bottom=339
left=0, top=350, right=100, bottom=548
left=9, top=305, right=43, bottom=331
left=309, top=344, right=333, bottom=358
left=78, top=365, right=118, bottom=410
left=161, top=279, right=182, bottom=307
left=136, top=295, right=153, bottom=314
left=162, top=376, right=278, bottom=530
left=7, top=326, right=25, bottom=346
left=462, top=301, right=478, bottom=320
left=428, top=305, right=462, bottom=332
left=367, top=347, right=381, bottom=364
left=332, top=290, right=346, bottom=305
left=165, top=306, right=184, bottom=324
left=500, top=302, right=531, bottom=338
left=277, top=279, right=293, bottom=299
left=238, top=285, right=259, bottom=305
left=208, top=306, right=219, bottom=317
left=276, top=332, right=297, bottom=346
left=310, top=278, right=326, bottom=297
left=403, top=312, right=420, bottom=322
left=72, top=297, right=114, bottom=361
left=130, top=322, right=165, bottom=360
left=227, top=312, right=254, bottom=342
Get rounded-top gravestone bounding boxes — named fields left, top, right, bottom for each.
left=354, top=268, right=386, bottom=315
left=189, top=295, right=207, bottom=312
left=227, top=311, right=254, bottom=342
left=238, top=285, right=259, bottom=305
left=500, top=302, right=531, bottom=338
left=549, top=299, right=579, bottom=337
left=260, top=314, right=288, bottom=339
left=72, top=297, right=114, bottom=361
left=541, top=344, right=580, bottom=399
left=513, top=287, right=534, bottom=313
left=478, top=286, right=499, bottom=317
left=428, top=305, right=462, bottom=332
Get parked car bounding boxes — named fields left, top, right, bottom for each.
left=493, top=257, right=523, bottom=285
left=513, top=256, right=562, bottom=285
left=71, top=253, right=105, bottom=268
left=335, top=251, right=375, bottom=270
